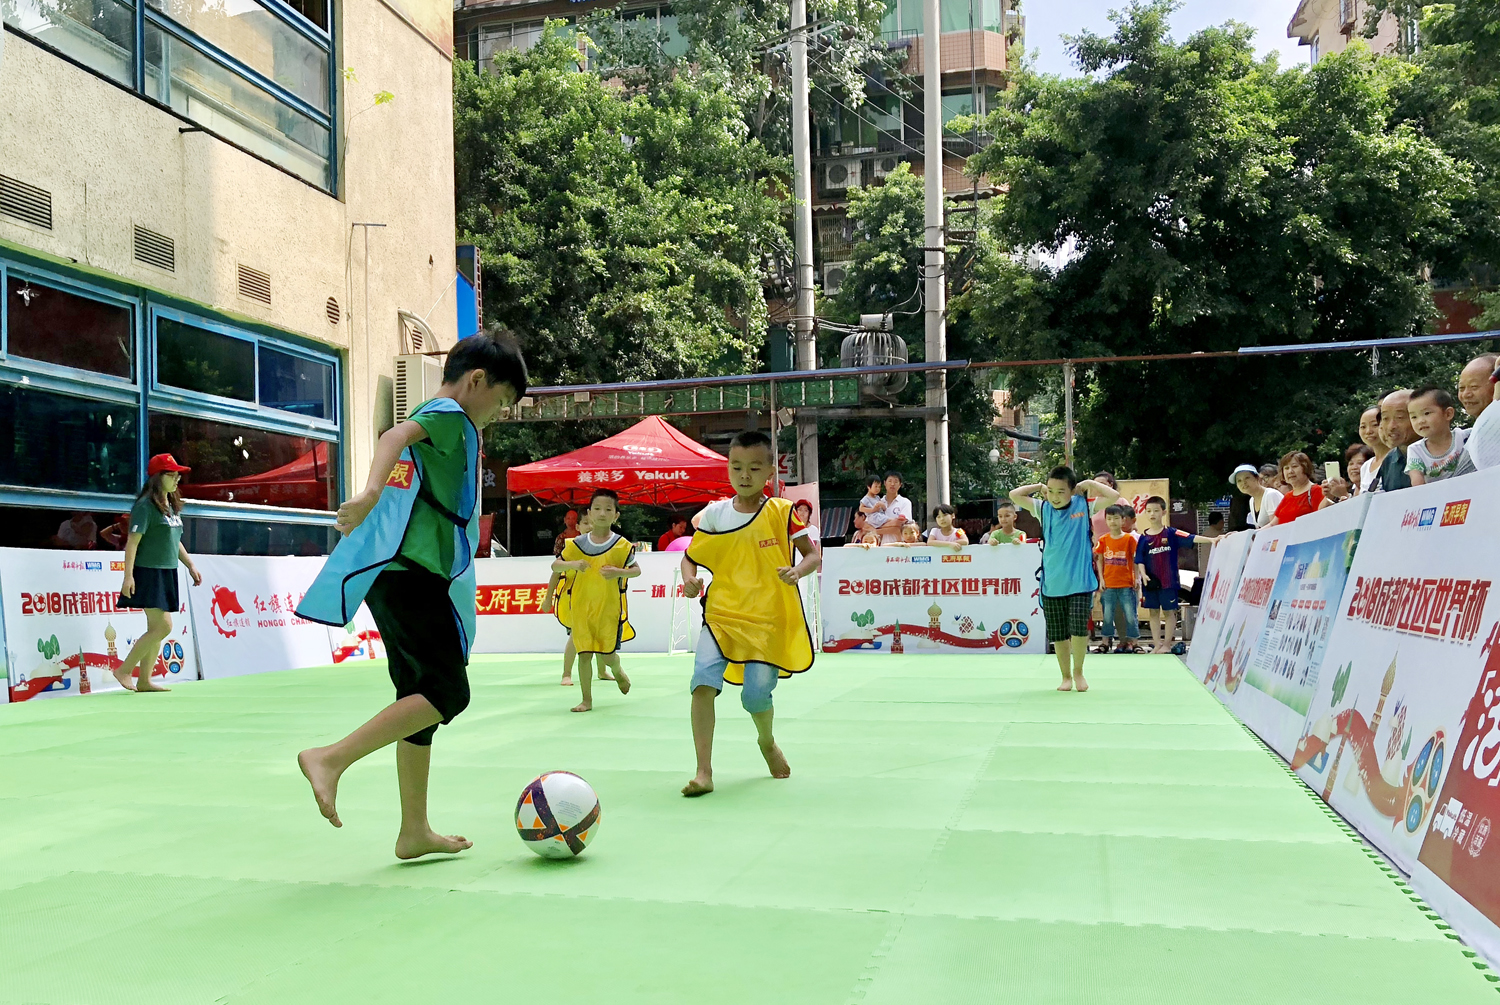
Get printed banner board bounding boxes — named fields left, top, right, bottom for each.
left=819, top=544, right=1044, bottom=653
left=0, top=548, right=198, bottom=701
left=1206, top=496, right=1371, bottom=758
left=188, top=556, right=342, bottom=679
left=1289, top=475, right=1500, bottom=877
left=1185, top=529, right=1254, bottom=680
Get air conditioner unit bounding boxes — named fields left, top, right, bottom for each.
left=822, top=262, right=851, bottom=296
left=872, top=155, right=901, bottom=180
left=393, top=354, right=444, bottom=423
left=824, top=158, right=864, bottom=191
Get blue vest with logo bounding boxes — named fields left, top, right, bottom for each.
left=1039, top=494, right=1098, bottom=598
left=296, top=398, right=480, bottom=657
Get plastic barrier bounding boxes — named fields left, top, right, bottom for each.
left=818, top=544, right=1045, bottom=653
left=0, top=548, right=199, bottom=701
left=1184, top=529, right=1254, bottom=680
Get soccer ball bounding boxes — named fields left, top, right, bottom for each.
left=159, top=639, right=185, bottom=674
left=516, top=771, right=601, bottom=858
left=998, top=620, right=1029, bottom=648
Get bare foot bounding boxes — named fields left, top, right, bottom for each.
left=561, top=674, right=573, bottom=686
left=395, top=829, right=472, bottom=859
left=598, top=669, right=615, bottom=680
left=135, top=675, right=170, bottom=692
left=297, top=747, right=343, bottom=828
left=111, top=666, right=138, bottom=691
left=1056, top=678, right=1075, bottom=691
left=571, top=701, right=591, bottom=712
left=759, top=740, right=791, bottom=779
left=681, top=773, right=714, bottom=797
left=615, top=669, right=631, bottom=695
left=1074, top=674, right=1090, bottom=692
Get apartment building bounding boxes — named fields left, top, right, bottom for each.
left=0, top=0, right=460, bottom=554
left=1287, top=0, right=1405, bottom=63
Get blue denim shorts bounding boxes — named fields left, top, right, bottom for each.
left=690, top=631, right=779, bottom=714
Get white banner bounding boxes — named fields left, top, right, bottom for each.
left=1185, top=529, right=1255, bottom=680
left=819, top=544, right=1045, bottom=653
left=0, top=548, right=199, bottom=701
left=1208, top=497, right=1371, bottom=758
left=187, top=556, right=342, bottom=679
left=1289, top=475, right=1500, bottom=879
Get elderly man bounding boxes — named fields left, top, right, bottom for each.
left=1368, top=389, right=1417, bottom=492
left=1460, top=353, right=1500, bottom=471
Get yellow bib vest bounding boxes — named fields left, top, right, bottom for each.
left=685, top=496, right=814, bottom=682
left=556, top=533, right=637, bottom=655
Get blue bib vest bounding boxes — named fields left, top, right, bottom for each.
left=296, top=398, right=481, bottom=657
left=1039, top=494, right=1098, bottom=598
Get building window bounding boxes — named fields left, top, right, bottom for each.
left=156, top=317, right=257, bottom=401
left=5, top=274, right=134, bottom=379
left=181, top=515, right=336, bottom=555
left=4, top=0, right=336, bottom=191
left=150, top=412, right=338, bottom=511
left=258, top=345, right=335, bottom=419
left=1311, top=33, right=1321, bottom=64
left=0, top=383, right=139, bottom=494
left=479, top=19, right=546, bottom=66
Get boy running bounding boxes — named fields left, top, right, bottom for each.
left=295, top=329, right=527, bottom=858
left=679, top=431, right=821, bottom=796
left=1134, top=496, right=1216, bottom=654
left=538, top=512, right=615, bottom=687
left=1011, top=467, right=1120, bottom=691
left=552, top=488, right=639, bottom=712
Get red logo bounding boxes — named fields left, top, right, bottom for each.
left=941, top=554, right=972, bottom=563
left=759, top=538, right=779, bottom=548
left=210, top=585, right=248, bottom=638
left=110, top=561, right=125, bottom=571
left=1442, top=500, right=1471, bottom=527
left=386, top=461, right=414, bottom=489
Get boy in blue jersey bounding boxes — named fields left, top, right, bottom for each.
left=1134, top=496, right=1217, bottom=654
left=1011, top=467, right=1120, bottom=691
left=297, top=329, right=527, bottom=860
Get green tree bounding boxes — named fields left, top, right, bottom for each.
left=963, top=1, right=1479, bottom=503
left=455, top=25, right=786, bottom=463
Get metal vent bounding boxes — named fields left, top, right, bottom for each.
left=133, top=225, right=175, bottom=271
left=237, top=264, right=272, bottom=305
left=1, top=175, right=53, bottom=230
left=325, top=296, right=341, bottom=325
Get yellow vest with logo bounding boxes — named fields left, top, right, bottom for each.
left=556, top=534, right=637, bottom=655
left=686, top=497, right=813, bottom=681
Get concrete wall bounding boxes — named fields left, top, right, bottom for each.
left=1287, top=0, right=1401, bottom=64
left=0, top=0, right=458, bottom=488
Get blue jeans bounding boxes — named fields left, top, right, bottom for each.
left=1099, top=587, right=1140, bottom=640
left=690, top=631, right=780, bottom=714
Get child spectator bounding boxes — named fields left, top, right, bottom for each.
left=925, top=504, right=968, bottom=550
left=893, top=522, right=922, bottom=547
left=1092, top=504, right=1140, bottom=654
left=1406, top=385, right=1469, bottom=484
left=857, top=476, right=889, bottom=536
left=1120, top=505, right=1138, bottom=536
left=1269, top=452, right=1323, bottom=525
left=982, top=500, right=1027, bottom=545
left=1134, top=496, right=1215, bottom=655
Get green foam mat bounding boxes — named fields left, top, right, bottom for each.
left=0, top=653, right=1492, bottom=1003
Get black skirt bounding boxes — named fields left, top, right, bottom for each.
left=118, top=566, right=180, bottom=612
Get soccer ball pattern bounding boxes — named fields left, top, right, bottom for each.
left=998, top=620, right=1030, bottom=648
left=516, top=770, right=601, bottom=858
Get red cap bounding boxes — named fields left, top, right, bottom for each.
left=147, top=453, right=191, bottom=476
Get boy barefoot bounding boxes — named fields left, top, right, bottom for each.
left=539, top=513, right=611, bottom=686
left=1134, top=496, right=1216, bottom=654
left=294, top=329, right=527, bottom=858
left=1011, top=467, right=1120, bottom=691
left=551, top=489, right=639, bottom=712
left=679, top=431, right=821, bottom=796
left=1092, top=504, right=1141, bottom=654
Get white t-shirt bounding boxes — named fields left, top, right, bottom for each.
left=1469, top=402, right=1500, bottom=471
left=1406, top=427, right=1470, bottom=481
left=572, top=531, right=639, bottom=565
left=1247, top=488, right=1283, bottom=529
left=858, top=492, right=890, bottom=528
left=696, top=498, right=811, bottom=538
left=883, top=494, right=913, bottom=526
left=1358, top=454, right=1382, bottom=494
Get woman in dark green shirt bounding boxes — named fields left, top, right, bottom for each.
left=114, top=454, right=202, bottom=692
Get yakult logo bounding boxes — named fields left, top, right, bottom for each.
left=637, top=469, right=689, bottom=481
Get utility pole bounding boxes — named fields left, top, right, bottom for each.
left=922, top=0, right=951, bottom=505
left=790, top=0, right=819, bottom=489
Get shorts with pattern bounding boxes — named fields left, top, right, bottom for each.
left=1041, top=591, right=1092, bottom=643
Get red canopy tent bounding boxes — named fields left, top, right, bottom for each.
left=183, top=441, right=334, bottom=510
left=506, top=416, right=732, bottom=507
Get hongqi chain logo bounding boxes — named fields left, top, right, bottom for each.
left=209, top=585, right=250, bottom=638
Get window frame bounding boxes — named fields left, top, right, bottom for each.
left=0, top=263, right=143, bottom=397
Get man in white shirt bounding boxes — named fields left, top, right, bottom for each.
left=877, top=471, right=913, bottom=543
left=1459, top=354, right=1500, bottom=471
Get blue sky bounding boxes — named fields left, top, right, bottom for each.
left=1023, top=0, right=1309, bottom=76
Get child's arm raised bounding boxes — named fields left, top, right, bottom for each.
left=1009, top=484, right=1043, bottom=507
left=778, top=534, right=822, bottom=585
left=1076, top=479, right=1121, bottom=509
left=336, top=421, right=430, bottom=535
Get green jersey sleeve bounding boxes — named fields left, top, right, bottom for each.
left=408, top=407, right=469, bottom=457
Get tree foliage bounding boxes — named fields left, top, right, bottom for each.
left=963, top=1, right=1484, bottom=503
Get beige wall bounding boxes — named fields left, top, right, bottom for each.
left=0, top=0, right=458, bottom=490
left=1287, top=0, right=1401, bottom=63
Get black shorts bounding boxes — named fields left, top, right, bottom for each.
left=365, top=569, right=470, bottom=746
left=118, top=566, right=179, bottom=612
left=1041, top=592, right=1092, bottom=643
